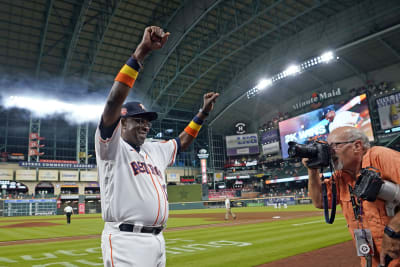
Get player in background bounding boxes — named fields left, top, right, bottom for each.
left=95, top=26, right=219, bottom=267
left=225, top=196, right=237, bottom=220
left=63, top=204, right=73, bottom=224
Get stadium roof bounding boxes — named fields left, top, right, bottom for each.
left=1, top=0, right=400, bottom=135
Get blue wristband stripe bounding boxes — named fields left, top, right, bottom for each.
left=174, top=137, right=181, bottom=154
left=193, top=116, right=203, bottom=125
left=126, top=57, right=141, bottom=72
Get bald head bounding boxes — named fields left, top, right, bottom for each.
left=327, top=126, right=370, bottom=173
left=329, top=126, right=370, bottom=150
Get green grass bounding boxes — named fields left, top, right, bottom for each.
left=0, top=205, right=351, bottom=267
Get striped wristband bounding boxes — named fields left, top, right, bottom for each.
left=114, top=57, right=141, bottom=88
left=184, top=116, right=204, bottom=138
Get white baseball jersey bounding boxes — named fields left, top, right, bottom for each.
left=64, top=206, right=73, bottom=213
left=95, top=121, right=178, bottom=227
left=225, top=198, right=231, bottom=209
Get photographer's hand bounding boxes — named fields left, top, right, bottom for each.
left=380, top=215, right=400, bottom=266
left=303, top=158, right=323, bottom=209
left=380, top=234, right=398, bottom=266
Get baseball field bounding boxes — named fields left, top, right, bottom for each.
left=0, top=205, right=359, bottom=267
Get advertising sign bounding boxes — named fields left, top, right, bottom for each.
left=214, top=172, right=224, bottom=182
left=16, top=170, right=36, bottom=181
left=0, top=169, right=13, bottom=180
left=60, top=170, right=79, bottom=181
left=79, top=203, right=85, bottom=214
left=38, top=170, right=58, bottom=181
left=376, top=92, right=400, bottom=130
left=19, top=161, right=96, bottom=169
left=262, top=142, right=280, bottom=155
left=261, top=129, right=279, bottom=144
left=201, top=159, right=207, bottom=184
left=225, top=133, right=259, bottom=156
left=80, top=171, right=98, bottom=181
left=167, top=173, right=180, bottom=183
left=180, top=176, right=195, bottom=183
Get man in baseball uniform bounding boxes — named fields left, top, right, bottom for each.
left=63, top=205, right=73, bottom=224
left=225, top=196, right=236, bottom=220
left=96, top=26, right=219, bottom=267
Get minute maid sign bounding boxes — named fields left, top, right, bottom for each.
left=293, top=88, right=342, bottom=110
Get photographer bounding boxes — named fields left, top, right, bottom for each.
left=303, top=126, right=400, bottom=267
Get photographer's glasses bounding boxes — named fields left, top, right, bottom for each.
left=329, top=140, right=357, bottom=149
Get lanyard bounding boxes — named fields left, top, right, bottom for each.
left=349, top=184, right=364, bottom=229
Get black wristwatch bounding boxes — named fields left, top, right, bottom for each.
left=384, top=225, right=400, bottom=239
left=199, top=108, right=209, bottom=116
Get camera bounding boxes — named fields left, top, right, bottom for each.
left=288, top=141, right=331, bottom=169
left=354, top=168, right=400, bottom=216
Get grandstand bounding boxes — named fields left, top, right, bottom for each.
left=0, top=0, right=400, bottom=217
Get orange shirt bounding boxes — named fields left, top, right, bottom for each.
left=325, top=146, right=400, bottom=267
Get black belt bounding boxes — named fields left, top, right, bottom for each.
left=119, top=223, right=163, bottom=235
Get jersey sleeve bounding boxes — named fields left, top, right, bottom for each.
left=148, top=138, right=179, bottom=169
left=95, top=117, right=121, bottom=160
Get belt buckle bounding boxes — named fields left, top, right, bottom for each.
left=133, top=224, right=142, bottom=233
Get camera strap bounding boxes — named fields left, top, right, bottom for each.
left=349, top=185, right=361, bottom=221
left=321, top=170, right=336, bottom=224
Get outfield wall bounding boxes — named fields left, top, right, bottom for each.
left=170, top=196, right=312, bottom=210
left=0, top=199, right=57, bottom=216
left=0, top=195, right=313, bottom=216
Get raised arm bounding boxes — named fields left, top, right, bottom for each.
left=302, top=158, right=323, bottom=208
left=178, top=92, right=219, bottom=151
left=102, top=26, right=170, bottom=127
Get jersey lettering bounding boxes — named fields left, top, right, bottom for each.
left=137, top=162, right=149, bottom=174
left=130, top=161, right=162, bottom=178
left=154, top=166, right=161, bottom=177
left=130, top=162, right=140, bottom=175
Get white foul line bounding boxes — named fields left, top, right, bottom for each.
left=292, top=217, right=344, bottom=226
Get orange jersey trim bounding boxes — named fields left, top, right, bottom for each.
left=109, top=234, right=114, bottom=267
left=149, top=172, right=161, bottom=226
left=155, top=174, right=168, bottom=225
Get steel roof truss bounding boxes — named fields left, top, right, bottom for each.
left=61, top=0, right=92, bottom=77
left=159, top=0, right=328, bottom=118
left=85, top=0, right=122, bottom=79
left=378, top=38, right=400, bottom=60
left=149, top=0, right=286, bottom=108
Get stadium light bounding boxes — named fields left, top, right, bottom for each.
left=320, top=51, right=334, bottom=63
left=256, top=78, right=272, bottom=90
left=246, top=50, right=337, bottom=99
left=283, top=65, right=300, bottom=76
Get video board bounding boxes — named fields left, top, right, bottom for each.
left=376, top=92, right=400, bottom=132
left=279, top=94, right=374, bottom=158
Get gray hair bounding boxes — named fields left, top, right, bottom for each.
left=343, top=127, right=370, bottom=149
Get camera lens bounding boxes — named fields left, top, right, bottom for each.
left=288, top=142, right=318, bottom=158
